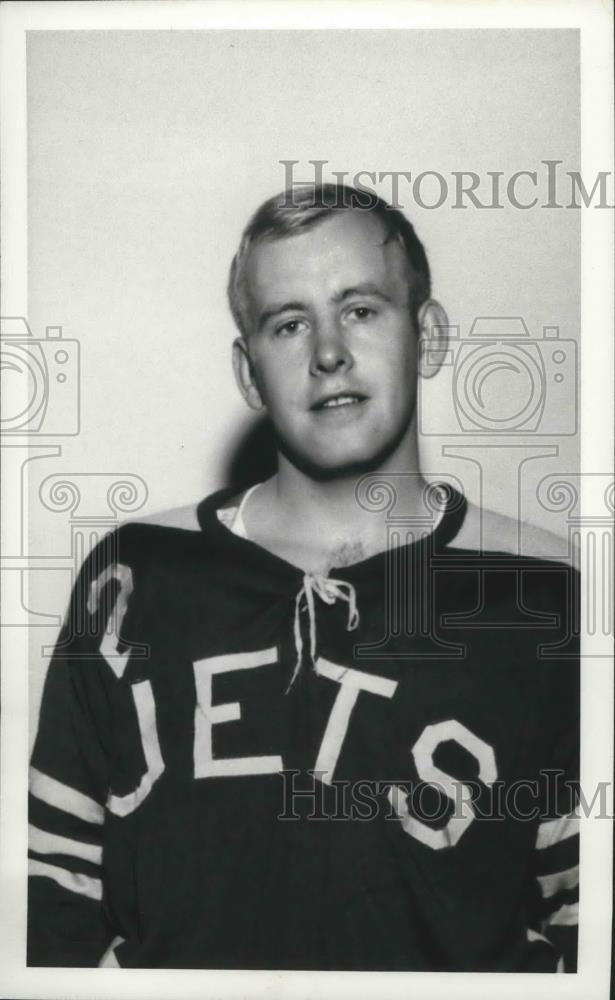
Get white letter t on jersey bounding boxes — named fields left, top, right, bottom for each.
left=313, top=658, right=398, bottom=785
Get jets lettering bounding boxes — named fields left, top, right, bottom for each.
left=192, top=651, right=396, bottom=783
left=113, top=648, right=498, bottom=849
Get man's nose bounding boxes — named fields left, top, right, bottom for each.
left=309, top=320, right=353, bottom=376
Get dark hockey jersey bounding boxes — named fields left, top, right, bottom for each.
left=28, top=486, right=580, bottom=971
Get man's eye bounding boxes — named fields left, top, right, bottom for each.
left=275, top=319, right=305, bottom=337
left=349, top=306, right=376, bottom=321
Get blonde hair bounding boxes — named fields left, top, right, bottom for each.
left=227, top=183, right=431, bottom=337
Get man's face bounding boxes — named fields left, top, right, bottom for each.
left=237, top=210, right=420, bottom=476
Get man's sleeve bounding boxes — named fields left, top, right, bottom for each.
left=27, top=528, right=135, bottom=967
left=530, top=739, right=579, bottom=972
left=528, top=570, right=580, bottom=974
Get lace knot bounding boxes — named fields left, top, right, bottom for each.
left=287, top=573, right=359, bottom=693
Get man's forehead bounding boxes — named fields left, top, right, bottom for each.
left=245, top=210, right=407, bottom=299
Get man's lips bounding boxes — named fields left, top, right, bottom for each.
left=310, top=391, right=369, bottom=411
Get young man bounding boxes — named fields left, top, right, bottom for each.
left=28, top=185, right=579, bottom=971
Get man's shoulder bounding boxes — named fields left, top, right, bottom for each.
left=127, top=487, right=240, bottom=533
left=115, top=501, right=207, bottom=567
left=451, top=500, right=576, bottom=568
left=132, top=502, right=202, bottom=532
left=61, top=502, right=212, bottom=627
left=82, top=502, right=206, bottom=582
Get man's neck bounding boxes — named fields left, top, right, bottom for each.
left=245, top=433, right=438, bottom=573
left=277, top=461, right=427, bottom=531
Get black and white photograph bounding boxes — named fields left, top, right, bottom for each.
left=0, top=1, right=613, bottom=998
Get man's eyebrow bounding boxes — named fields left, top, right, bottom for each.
left=257, top=301, right=307, bottom=331
left=333, top=283, right=391, bottom=303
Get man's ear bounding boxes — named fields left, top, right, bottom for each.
left=416, top=299, right=450, bottom=379
left=232, top=337, right=265, bottom=410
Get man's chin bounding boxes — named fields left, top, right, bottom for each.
left=277, top=435, right=403, bottom=483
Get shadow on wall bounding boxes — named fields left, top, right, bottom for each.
left=225, top=416, right=278, bottom=489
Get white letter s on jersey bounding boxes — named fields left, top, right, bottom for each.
left=388, top=720, right=497, bottom=849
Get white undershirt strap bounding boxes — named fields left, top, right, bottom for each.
left=232, top=482, right=260, bottom=539
left=216, top=482, right=260, bottom=539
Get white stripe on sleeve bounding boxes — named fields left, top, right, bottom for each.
left=536, top=812, right=579, bottom=850
left=548, top=901, right=579, bottom=927
left=29, top=767, right=104, bottom=825
left=98, top=935, right=125, bottom=968
left=526, top=928, right=551, bottom=945
left=28, top=824, right=102, bottom=865
left=537, top=864, right=579, bottom=899
left=28, top=859, right=102, bottom=901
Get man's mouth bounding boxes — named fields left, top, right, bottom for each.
left=311, top=393, right=368, bottom=411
